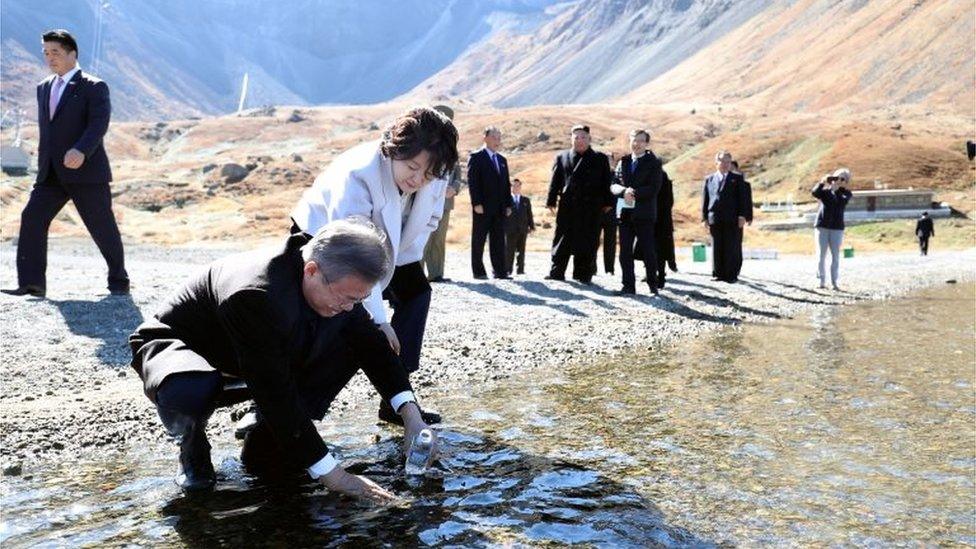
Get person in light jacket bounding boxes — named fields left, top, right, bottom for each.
left=292, top=106, right=458, bottom=425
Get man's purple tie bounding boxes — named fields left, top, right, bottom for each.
left=491, top=153, right=500, bottom=174
left=49, top=77, right=64, bottom=120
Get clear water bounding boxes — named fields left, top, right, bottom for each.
left=2, top=283, right=974, bottom=546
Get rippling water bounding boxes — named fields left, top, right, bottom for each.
left=2, top=282, right=974, bottom=546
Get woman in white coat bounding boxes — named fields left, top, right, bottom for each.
left=291, top=106, right=458, bottom=425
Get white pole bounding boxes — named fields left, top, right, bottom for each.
left=237, top=73, right=249, bottom=114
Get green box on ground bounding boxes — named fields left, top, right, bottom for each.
left=843, top=246, right=854, bottom=258
left=693, top=243, right=707, bottom=262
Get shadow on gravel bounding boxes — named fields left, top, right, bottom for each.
left=665, top=287, right=784, bottom=320
left=735, top=279, right=839, bottom=305
left=452, top=281, right=590, bottom=316
left=52, top=295, right=144, bottom=367
left=515, top=281, right=618, bottom=311
left=636, top=292, right=740, bottom=325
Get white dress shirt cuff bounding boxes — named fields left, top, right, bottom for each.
left=307, top=453, right=340, bottom=479
left=390, top=390, right=416, bottom=413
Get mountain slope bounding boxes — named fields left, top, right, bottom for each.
left=621, top=0, right=976, bottom=115
left=0, top=0, right=558, bottom=120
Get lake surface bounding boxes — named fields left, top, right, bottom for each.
left=2, top=282, right=974, bottom=546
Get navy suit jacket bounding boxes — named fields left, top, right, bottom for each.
left=467, top=148, right=510, bottom=215
left=37, top=70, right=113, bottom=184
left=615, top=151, right=663, bottom=223
left=701, top=171, right=748, bottom=225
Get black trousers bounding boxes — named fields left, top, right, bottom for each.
left=382, top=262, right=431, bottom=375
left=505, top=228, right=528, bottom=274
left=550, top=206, right=601, bottom=281
left=734, top=227, right=745, bottom=278
left=16, top=167, right=128, bottom=291
left=619, top=220, right=657, bottom=291
left=709, top=222, right=740, bottom=282
left=919, top=236, right=929, bottom=255
left=471, top=211, right=506, bottom=277
left=599, top=210, right=617, bottom=274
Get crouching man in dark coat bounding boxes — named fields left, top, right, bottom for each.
left=129, top=218, right=433, bottom=501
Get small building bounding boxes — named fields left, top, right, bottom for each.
left=0, top=144, right=30, bottom=175
left=758, top=188, right=951, bottom=230
left=847, top=189, right=934, bottom=212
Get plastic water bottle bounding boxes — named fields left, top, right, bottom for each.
left=405, top=429, right=435, bottom=475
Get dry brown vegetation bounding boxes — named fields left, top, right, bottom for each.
left=2, top=100, right=972, bottom=254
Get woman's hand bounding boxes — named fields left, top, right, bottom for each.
left=378, top=322, right=401, bottom=355
left=320, top=467, right=398, bottom=504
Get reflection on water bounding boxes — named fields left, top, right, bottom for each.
left=2, top=283, right=974, bottom=546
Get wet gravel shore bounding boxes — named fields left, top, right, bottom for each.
left=1, top=238, right=973, bottom=474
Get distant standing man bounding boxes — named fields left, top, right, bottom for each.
left=3, top=29, right=129, bottom=298
left=701, top=151, right=748, bottom=283
left=611, top=129, right=663, bottom=295
left=423, top=105, right=463, bottom=283
left=730, top=160, right=754, bottom=279
left=545, top=125, right=613, bottom=284
left=915, top=211, right=934, bottom=256
left=468, top=126, right=512, bottom=279
left=504, top=178, right=535, bottom=275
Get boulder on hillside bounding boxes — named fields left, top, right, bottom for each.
left=287, top=110, right=307, bottom=123
left=537, top=131, right=549, bottom=142
left=220, top=163, right=250, bottom=184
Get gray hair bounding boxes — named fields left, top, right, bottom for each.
left=831, top=168, right=852, bottom=182
left=301, top=217, right=391, bottom=285
left=715, top=150, right=732, bottom=162
left=483, top=125, right=501, bottom=137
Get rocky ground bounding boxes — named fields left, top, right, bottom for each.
left=1, top=239, right=973, bottom=476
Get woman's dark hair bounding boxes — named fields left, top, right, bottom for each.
left=380, top=106, right=459, bottom=180
left=42, top=29, right=78, bottom=54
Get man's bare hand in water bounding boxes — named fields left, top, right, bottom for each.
left=321, top=467, right=397, bottom=504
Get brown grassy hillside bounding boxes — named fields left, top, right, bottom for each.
left=2, top=101, right=972, bottom=254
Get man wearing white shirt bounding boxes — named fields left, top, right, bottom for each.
left=291, top=106, right=458, bottom=425
left=3, top=29, right=128, bottom=298
left=467, top=126, right=512, bottom=279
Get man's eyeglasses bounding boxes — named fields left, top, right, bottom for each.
left=320, top=270, right=369, bottom=307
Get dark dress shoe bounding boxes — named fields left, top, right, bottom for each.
left=543, top=275, right=565, bottom=281
left=494, top=274, right=511, bottom=280
left=378, top=400, right=442, bottom=426
left=429, top=276, right=452, bottom=283
left=1, top=286, right=45, bottom=297
left=473, top=274, right=489, bottom=280
left=576, top=278, right=593, bottom=286
left=614, top=288, right=636, bottom=296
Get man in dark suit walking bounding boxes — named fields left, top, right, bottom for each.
left=504, top=178, right=534, bottom=275
left=611, top=129, right=663, bottom=295
left=3, top=29, right=128, bottom=298
left=701, top=151, right=748, bottom=283
left=730, top=160, right=753, bottom=279
left=129, top=219, right=435, bottom=499
left=468, top=126, right=512, bottom=279
left=915, top=211, right=934, bottom=255
left=545, top=125, right=613, bottom=284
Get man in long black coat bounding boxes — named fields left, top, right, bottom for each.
left=129, top=220, right=433, bottom=500
left=545, top=125, right=613, bottom=284
left=654, top=170, right=678, bottom=288
left=701, top=151, right=749, bottom=283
